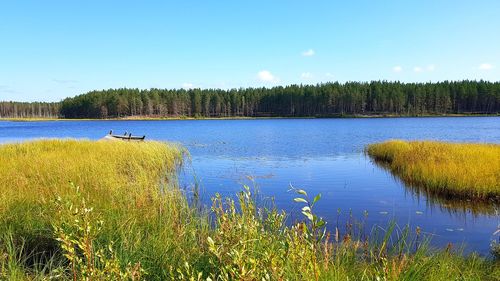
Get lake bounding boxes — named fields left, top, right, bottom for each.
left=1, top=117, right=499, bottom=254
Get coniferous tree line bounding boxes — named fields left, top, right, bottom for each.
left=1, top=81, right=499, bottom=119
left=0, top=102, right=60, bottom=118
left=59, top=81, right=499, bottom=118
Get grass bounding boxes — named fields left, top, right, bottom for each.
left=0, top=139, right=498, bottom=280
left=366, top=140, right=500, bottom=201
left=0, top=140, right=201, bottom=279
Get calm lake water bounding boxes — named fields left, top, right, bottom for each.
left=1, top=117, right=499, bottom=254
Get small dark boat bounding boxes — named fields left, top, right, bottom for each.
left=106, top=130, right=145, bottom=141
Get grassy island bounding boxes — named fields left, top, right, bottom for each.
left=0, top=140, right=498, bottom=280
left=366, top=140, right=500, bottom=201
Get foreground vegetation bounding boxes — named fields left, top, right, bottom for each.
left=2, top=80, right=499, bottom=118
left=0, top=140, right=498, bottom=280
left=367, top=140, right=500, bottom=201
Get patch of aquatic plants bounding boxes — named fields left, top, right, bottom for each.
left=1, top=140, right=499, bottom=280
left=366, top=140, right=500, bottom=202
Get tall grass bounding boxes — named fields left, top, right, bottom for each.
left=0, top=139, right=209, bottom=279
left=366, top=140, right=500, bottom=201
left=0, top=140, right=498, bottom=280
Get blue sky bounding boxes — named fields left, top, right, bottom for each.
left=1, top=1, right=499, bottom=102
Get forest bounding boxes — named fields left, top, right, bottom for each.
left=0, top=101, right=60, bottom=118
left=1, top=80, right=499, bottom=118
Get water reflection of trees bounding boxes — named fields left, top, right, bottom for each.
left=370, top=159, right=499, bottom=217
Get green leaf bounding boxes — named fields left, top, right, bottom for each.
left=312, top=193, right=321, bottom=204
left=207, top=236, right=215, bottom=246
left=302, top=210, right=314, bottom=221
left=293, top=198, right=307, bottom=203
left=296, top=189, right=307, bottom=196
left=316, top=220, right=326, bottom=228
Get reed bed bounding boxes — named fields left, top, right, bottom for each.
left=366, top=140, right=500, bottom=201
left=0, top=140, right=207, bottom=279
left=0, top=139, right=498, bottom=280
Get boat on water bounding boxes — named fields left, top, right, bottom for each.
left=102, top=130, right=146, bottom=141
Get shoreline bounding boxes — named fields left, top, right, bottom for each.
left=1, top=113, right=498, bottom=122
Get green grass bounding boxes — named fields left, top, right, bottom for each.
left=0, top=140, right=498, bottom=280
left=366, top=140, right=500, bottom=201
left=0, top=140, right=205, bottom=279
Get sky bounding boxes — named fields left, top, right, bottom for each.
left=0, top=1, right=499, bottom=102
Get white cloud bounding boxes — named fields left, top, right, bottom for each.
left=257, top=70, right=278, bottom=83
left=325, top=72, right=334, bottom=78
left=301, top=72, right=313, bottom=79
left=301, top=49, right=315, bottom=57
left=413, top=66, right=423, bottom=73
left=393, top=66, right=403, bottom=72
left=182, top=82, right=195, bottom=89
left=479, top=63, right=494, bottom=70
left=427, top=64, right=435, bottom=71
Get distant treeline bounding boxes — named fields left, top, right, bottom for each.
left=1, top=81, right=499, bottom=119
left=0, top=102, right=60, bottom=118
left=60, top=81, right=499, bottom=118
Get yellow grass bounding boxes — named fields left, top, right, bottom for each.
left=0, top=139, right=182, bottom=211
left=0, top=140, right=189, bottom=269
left=366, top=140, right=500, bottom=201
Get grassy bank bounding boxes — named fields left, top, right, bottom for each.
left=0, top=140, right=195, bottom=279
left=0, top=140, right=498, bottom=280
left=366, top=140, right=500, bottom=201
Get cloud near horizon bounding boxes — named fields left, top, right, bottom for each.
left=301, top=49, right=315, bottom=57
left=257, top=70, right=279, bottom=83
left=393, top=66, right=403, bottom=72
left=413, top=66, right=423, bottom=73
left=394, top=64, right=436, bottom=73
left=301, top=72, right=313, bottom=79
left=392, top=65, right=403, bottom=72
left=182, top=82, right=195, bottom=89
left=479, top=63, right=494, bottom=70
